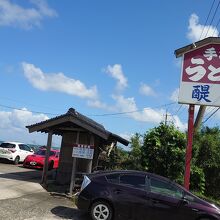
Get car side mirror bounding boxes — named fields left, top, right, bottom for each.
left=181, top=196, right=189, bottom=205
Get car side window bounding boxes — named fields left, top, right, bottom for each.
left=184, top=192, right=195, bottom=202
left=120, top=174, right=146, bottom=190
left=24, top=145, right=31, bottom=151
left=150, top=177, right=183, bottom=199
left=19, top=144, right=25, bottom=150
left=0, top=143, right=16, bottom=148
left=106, top=174, right=120, bottom=184
left=19, top=144, right=31, bottom=151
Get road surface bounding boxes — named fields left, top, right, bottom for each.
left=0, top=162, right=89, bottom=220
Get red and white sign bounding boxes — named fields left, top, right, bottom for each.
left=72, top=144, right=94, bottom=159
left=179, top=43, right=220, bottom=106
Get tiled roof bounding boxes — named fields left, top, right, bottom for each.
left=26, top=108, right=129, bottom=146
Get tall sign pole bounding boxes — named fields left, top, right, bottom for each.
left=175, top=37, right=220, bottom=190
left=184, top=104, right=195, bottom=190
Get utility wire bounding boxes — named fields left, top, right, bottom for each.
left=0, top=96, right=64, bottom=112
left=212, top=15, right=220, bottom=36
left=174, top=104, right=183, bottom=115
left=205, top=0, right=220, bottom=37
left=0, top=102, right=176, bottom=118
left=88, top=102, right=176, bottom=117
left=203, top=106, right=212, bottom=120
left=199, top=0, right=216, bottom=40
left=204, top=106, right=217, bottom=119
left=0, top=104, right=58, bottom=116
left=202, top=107, right=220, bottom=124
left=176, top=104, right=187, bottom=117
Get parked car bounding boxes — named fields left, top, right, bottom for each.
left=0, top=142, right=34, bottom=165
left=23, top=148, right=60, bottom=170
left=76, top=170, right=220, bottom=220
left=28, top=144, right=41, bottom=153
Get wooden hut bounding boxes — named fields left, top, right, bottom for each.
left=26, top=108, right=129, bottom=188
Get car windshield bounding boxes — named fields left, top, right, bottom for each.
left=0, top=143, right=16, bottom=148
left=35, top=149, right=56, bottom=156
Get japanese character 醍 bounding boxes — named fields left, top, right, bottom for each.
left=192, top=85, right=211, bottom=102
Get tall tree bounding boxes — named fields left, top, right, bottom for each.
left=194, top=126, right=220, bottom=198
left=106, top=146, right=129, bottom=170
left=125, top=133, right=143, bottom=170
left=141, top=123, right=186, bottom=183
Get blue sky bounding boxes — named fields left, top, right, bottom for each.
left=0, top=0, right=220, bottom=147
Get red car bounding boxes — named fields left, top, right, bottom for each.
left=23, top=148, right=60, bottom=170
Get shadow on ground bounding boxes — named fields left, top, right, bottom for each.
left=51, top=206, right=90, bottom=220
left=0, top=160, right=56, bottom=183
left=0, top=171, right=41, bottom=182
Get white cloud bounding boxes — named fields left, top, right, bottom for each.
left=22, top=62, right=98, bottom=99
left=117, top=133, right=133, bottom=151
left=87, top=99, right=118, bottom=113
left=170, top=88, right=179, bottom=102
left=187, top=13, right=219, bottom=42
left=0, top=0, right=57, bottom=29
left=170, top=115, right=187, bottom=131
left=0, top=108, right=48, bottom=143
left=87, top=100, right=108, bottom=109
left=112, top=95, right=164, bottom=123
left=0, top=108, right=48, bottom=131
left=112, top=95, right=186, bottom=130
left=139, top=83, right=156, bottom=97
left=30, top=0, right=56, bottom=17
left=87, top=100, right=112, bottom=110
left=104, top=64, right=128, bottom=90
left=0, top=108, right=61, bottom=146
left=119, top=133, right=132, bottom=142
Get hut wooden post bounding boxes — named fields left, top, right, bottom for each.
left=69, top=131, right=80, bottom=196
left=41, top=131, right=53, bottom=185
left=86, top=134, right=94, bottom=173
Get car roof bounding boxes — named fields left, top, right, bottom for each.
left=37, top=147, right=60, bottom=152
left=88, top=170, right=172, bottom=182
left=88, top=170, right=187, bottom=191
left=2, top=141, right=24, bottom=145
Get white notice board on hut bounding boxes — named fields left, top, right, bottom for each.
left=72, top=144, right=94, bottom=159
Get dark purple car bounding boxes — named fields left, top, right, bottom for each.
left=76, top=170, right=220, bottom=220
